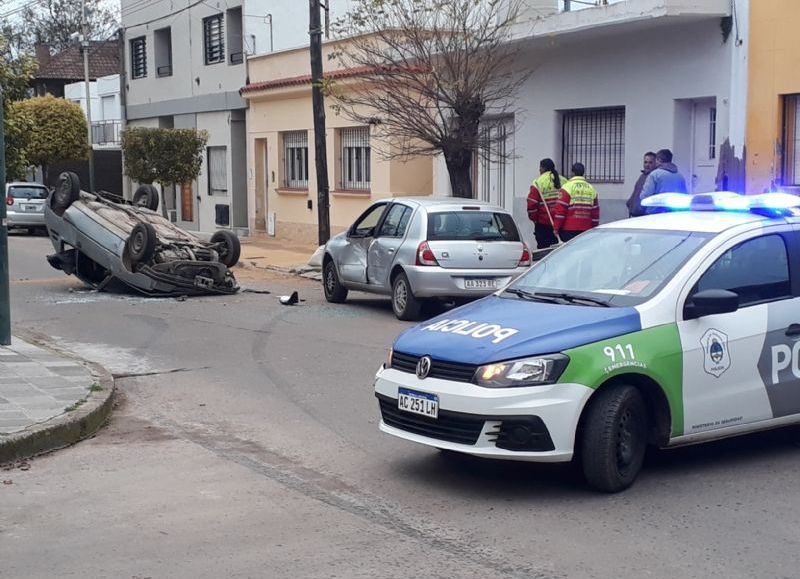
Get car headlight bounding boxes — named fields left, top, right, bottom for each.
left=473, top=354, right=569, bottom=388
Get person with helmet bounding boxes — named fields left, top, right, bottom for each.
left=526, top=158, right=562, bottom=249
left=553, top=162, right=599, bottom=242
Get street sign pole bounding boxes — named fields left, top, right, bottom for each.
left=309, top=0, right=330, bottom=245
left=0, top=88, right=12, bottom=345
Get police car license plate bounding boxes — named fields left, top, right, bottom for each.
left=465, top=278, right=496, bottom=290
left=398, top=387, right=439, bottom=419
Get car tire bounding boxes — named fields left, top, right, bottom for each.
left=392, top=271, right=422, bottom=321
left=51, top=171, right=81, bottom=216
left=210, top=230, right=241, bottom=267
left=132, top=184, right=159, bottom=211
left=323, top=259, right=348, bottom=303
left=126, top=222, right=158, bottom=263
left=580, top=385, right=648, bottom=493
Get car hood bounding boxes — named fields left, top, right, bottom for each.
left=392, top=295, right=642, bottom=364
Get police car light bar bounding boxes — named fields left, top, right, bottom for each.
left=640, top=191, right=800, bottom=215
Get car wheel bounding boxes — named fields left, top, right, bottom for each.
left=323, top=260, right=348, bottom=303
left=51, top=171, right=81, bottom=216
left=126, top=222, right=158, bottom=263
left=392, top=271, right=422, bottom=321
left=132, top=184, right=159, bottom=211
left=580, top=385, right=648, bottom=493
left=209, top=230, right=241, bottom=267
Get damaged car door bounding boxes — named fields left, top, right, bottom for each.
left=339, top=202, right=388, bottom=285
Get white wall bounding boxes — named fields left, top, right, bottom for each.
left=196, top=110, right=234, bottom=231
left=496, top=18, right=733, bottom=235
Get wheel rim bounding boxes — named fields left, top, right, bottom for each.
left=325, top=266, right=336, bottom=294
left=394, top=279, right=407, bottom=312
left=132, top=231, right=145, bottom=254
left=616, top=408, right=637, bottom=471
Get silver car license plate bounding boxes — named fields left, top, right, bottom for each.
left=398, top=387, right=439, bottom=419
left=464, top=278, right=496, bottom=290
left=23, top=204, right=39, bottom=212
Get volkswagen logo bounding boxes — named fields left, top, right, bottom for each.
left=416, top=356, right=432, bottom=379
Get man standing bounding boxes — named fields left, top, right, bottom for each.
left=639, top=149, right=688, bottom=211
left=553, top=163, right=599, bottom=242
left=626, top=151, right=656, bottom=217
left=526, top=158, right=562, bottom=249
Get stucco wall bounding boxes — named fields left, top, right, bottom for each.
left=746, top=0, right=797, bottom=193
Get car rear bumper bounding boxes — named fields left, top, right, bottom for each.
left=8, top=210, right=45, bottom=227
left=403, top=265, right=529, bottom=298
left=374, top=366, right=592, bottom=462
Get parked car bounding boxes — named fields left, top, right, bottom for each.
left=322, top=197, right=531, bottom=320
left=44, top=172, right=240, bottom=296
left=5, top=181, right=50, bottom=234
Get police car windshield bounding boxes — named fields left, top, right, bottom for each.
left=508, top=228, right=711, bottom=306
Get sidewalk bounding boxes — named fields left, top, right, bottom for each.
left=0, top=336, right=114, bottom=464
left=239, top=236, right=322, bottom=279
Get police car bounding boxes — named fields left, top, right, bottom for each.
left=374, top=192, right=800, bottom=492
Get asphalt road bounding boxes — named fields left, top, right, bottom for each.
left=2, top=233, right=799, bottom=579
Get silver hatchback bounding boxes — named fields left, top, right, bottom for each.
left=322, top=197, right=531, bottom=320
left=6, top=182, right=49, bottom=233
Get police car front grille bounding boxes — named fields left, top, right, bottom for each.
left=377, top=395, right=484, bottom=445
left=391, top=352, right=477, bottom=383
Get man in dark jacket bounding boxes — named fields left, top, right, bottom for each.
left=639, top=149, right=688, bottom=211
left=626, top=151, right=656, bottom=217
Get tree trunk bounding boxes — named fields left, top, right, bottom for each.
left=445, top=151, right=474, bottom=199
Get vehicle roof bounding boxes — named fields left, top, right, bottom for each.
left=601, top=210, right=779, bottom=234
left=387, top=196, right=509, bottom=213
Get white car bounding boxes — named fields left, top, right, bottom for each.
left=374, top=192, right=800, bottom=492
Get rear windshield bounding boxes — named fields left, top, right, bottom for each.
left=8, top=186, right=48, bottom=200
left=427, top=211, right=520, bottom=242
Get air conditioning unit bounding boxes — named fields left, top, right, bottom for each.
left=167, top=209, right=177, bottom=223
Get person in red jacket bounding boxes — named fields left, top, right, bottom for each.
left=553, top=163, right=599, bottom=242
left=526, top=158, right=562, bottom=249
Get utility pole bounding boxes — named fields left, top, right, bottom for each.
left=309, top=0, right=330, bottom=245
left=0, top=88, right=12, bottom=345
left=81, top=0, right=95, bottom=192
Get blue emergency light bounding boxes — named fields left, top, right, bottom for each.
left=640, top=191, right=800, bottom=216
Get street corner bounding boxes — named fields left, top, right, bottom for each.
left=0, top=333, right=116, bottom=465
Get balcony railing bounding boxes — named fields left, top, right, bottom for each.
left=92, top=120, right=121, bottom=146
left=229, top=51, right=244, bottom=64
left=157, top=64, right=173, bottom=77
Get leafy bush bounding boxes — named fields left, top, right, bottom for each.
left=121, top=127, right=209, bottom=186
left=13, top=95, right=88, bottom=172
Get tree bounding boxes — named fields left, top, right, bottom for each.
left=330, top=0, right=527, bottom=198
left=13, top=95, right=88, bottom=180
left=1, top=33, right=37, bottom=179
left=121, top=127, right=209, bottom=214
left=4, top=0, right=119, bottom=53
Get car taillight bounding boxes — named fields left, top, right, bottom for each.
left=416, top=241, right=439, bottom=266
left=5, top=197, right=13, bottom=206
left=518, top=244, right=532, bottom=267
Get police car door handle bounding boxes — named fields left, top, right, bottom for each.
left=785, top=324, right=800, bottom=337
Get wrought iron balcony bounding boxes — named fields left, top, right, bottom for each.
left=92, top=120, right=121, bottom=146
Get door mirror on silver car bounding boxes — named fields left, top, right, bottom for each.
left=684, top=289, right=739, bottom=320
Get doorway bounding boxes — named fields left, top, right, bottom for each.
left=475, top=116, right=514, bottom=211
left=690, top=98, right=718, bottom=193
left=254, top=138, right=269, bottom=233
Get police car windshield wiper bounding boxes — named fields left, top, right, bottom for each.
left=535, top=291, right=611, bottom=307
left=503, top=288, right=561, bottom=303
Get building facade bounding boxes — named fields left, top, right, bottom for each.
left=745, top=0, right=799, bottom=194
left=242, top=41, right=434, bottom=244
left=438, top=0, right=748, bottom=246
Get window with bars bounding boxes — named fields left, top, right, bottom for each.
left=341, top=127, right=371, bottom=190
left=207, top=146, right=228, bottom=195
left=709, top=107, right=717, bottom=160
left=203, top=14, right=225, bottom=65
left=130, top=37, right=147, bottom=79
left=283, top=131, right=309, bottom=189
left=561, top=107, right=625, bottom=183
left=783, top=95, right=800, bottom=186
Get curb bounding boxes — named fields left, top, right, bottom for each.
left=0, top=331, right=116, bottom=465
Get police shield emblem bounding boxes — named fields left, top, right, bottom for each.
left=700, top=329, right=730, bottom=378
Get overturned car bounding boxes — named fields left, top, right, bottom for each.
left=45, top=172, right=240, bottom=296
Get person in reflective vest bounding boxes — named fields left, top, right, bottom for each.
left=526, top=158, right=562, bottom=249
left=553, top=162, right=600, bottom=242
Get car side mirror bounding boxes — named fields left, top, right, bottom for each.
left=684, top=289, right=739, bottom=320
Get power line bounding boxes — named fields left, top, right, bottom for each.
left=122, top=0, right=208, bottom=29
